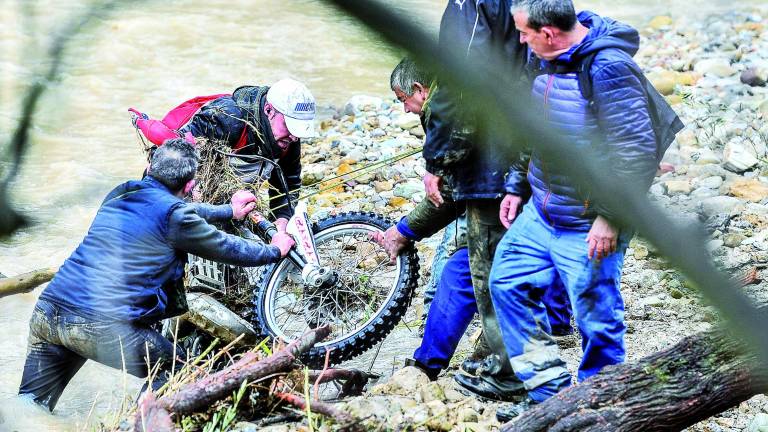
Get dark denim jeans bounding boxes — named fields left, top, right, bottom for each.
left=18, top=299, right=183, bottom=411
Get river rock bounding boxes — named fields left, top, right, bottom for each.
left=664, top=180, right=692, bottom=195
left=374, top=180, right=394, bottom=192
left=741, top=67, right=767, bottom=87
left=343, top=95, right=383, bottom=116
left=648, top=71, right=676, bottom=96
left=697, top=176, right=724, bottom=189
left=723, top=233, right=747, bottom=248
left=638, top=294, right=666, bottom=308
left=692, top=148, right=721, bottom=165
left=723, top=138, right=761, bottom=172
left=648, top=15, right=673, bottom=30
left=699, top=196, right=743, bottom=218
left=729, top=179, right=768, bottom=202
left=409, top=126, right=425, bottom=138
left=393, top=182, right=422, bottom=199
left=695, top=58, right=737, bottom=77
left=371, top=366, right=431, bottom=396
left=395, top=113, right=421, bottom=130
left=418, top=381, right=446, bottom=403
left=747, top=413, right=768, bottom=432
left=301, top=164, right=327, bottom=185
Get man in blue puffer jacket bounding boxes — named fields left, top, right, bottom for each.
left=18, top=139, right=294, bottom=411
left=489, top=0, right=657, bottom=420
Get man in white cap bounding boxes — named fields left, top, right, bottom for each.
left=130, top=78, right=317, bottom=229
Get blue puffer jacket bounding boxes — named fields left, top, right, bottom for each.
left=424, top=0, right=527, bottom=200
left=507, top=11, right=656, bottom=230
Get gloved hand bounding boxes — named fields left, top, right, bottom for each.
left=231, top=190, right=257, bottom=220
left=128, top=108, right=148, bottom=128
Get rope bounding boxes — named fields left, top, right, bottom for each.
left=268, top=146, right=423, bottom=213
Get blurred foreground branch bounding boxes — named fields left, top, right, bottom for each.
left=321, top=0, right=768, bottom=369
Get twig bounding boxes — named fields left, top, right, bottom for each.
left=313, top=348, right=333, bottom=401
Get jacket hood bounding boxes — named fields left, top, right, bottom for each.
left=232, top=85, right=281, bottom=159
left=557, top=11, right=639, bottom=64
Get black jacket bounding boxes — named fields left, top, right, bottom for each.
left=181, top=86, right=300, bottom=220
left=424, top=0, right=528, bottom=200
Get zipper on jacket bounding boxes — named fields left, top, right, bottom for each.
left=540, top=75, right=556, bottom=225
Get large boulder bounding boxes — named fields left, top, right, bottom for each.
left=343, top=95, right=384, bottom=116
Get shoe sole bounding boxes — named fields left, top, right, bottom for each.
left=452, top=379, right=524, bottom=403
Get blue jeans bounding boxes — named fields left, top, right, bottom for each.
left=423, top=215, right=467, bottom=318
left=415, top=247, right=572, bottom=371
left=18, top=299, right=182, bottom=411
left=489, top=203, right=629, bottom=402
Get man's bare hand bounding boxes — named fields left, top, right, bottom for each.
left=586, top=215, right=618, bottom=260
left=423, top=172, right=444, bottom=207
left=274, top=217, right=289, bottom=232
left=231, top=190, right=257, bottom=220
left=270, top=232, right=295, bottom=257
left=371, top=225, right=411, bottom=263
left=499, top=194, right=523, bottom=229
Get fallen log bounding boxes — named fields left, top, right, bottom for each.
left=0, top=267, right=57, bottom=298
left=275, top=392, right=363, bottom=432
left=160, top=325, right=332, bottom=415
left=503, top=318, right=768, bottom=432
left=134, top=393, right=174, bottom=432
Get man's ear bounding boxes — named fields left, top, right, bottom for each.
left=542, top=26, right=556, bottom=43
left=183, top=179, right=196, bottom=196
left=412, top=82, right=427, bottom=96
left=264, top=102, right=274, bottom=117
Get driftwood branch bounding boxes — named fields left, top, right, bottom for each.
left=160, top=325, right=332, bottom=415
left=275, top=392, right=363, bottom=432
left=503, top=314, right=768, bottom=432
left=0, top=267, right=57, bottom=298
left=134, top=393, right=174, bottom=432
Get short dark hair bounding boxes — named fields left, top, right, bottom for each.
left=512, top=0, right=577, bottom=32
left=390, top=57, right=433, bottom=96
left=150, top=139, right=199, bottom=192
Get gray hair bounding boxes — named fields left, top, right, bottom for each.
left=390, top=57, right=433, bottom=96
left=150, top=139, right=199, bottom=192
left=512, top=0, right=577, bottom=32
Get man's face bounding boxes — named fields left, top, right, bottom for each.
left=266, top=106, right=298, bottom=155
left=514, top=11, right=554, bottom=60
left=394, top=84, right=428, bottom=116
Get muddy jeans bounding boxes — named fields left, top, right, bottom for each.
left=18, top=299, right=182, bottom=411
left=465, top=199, right=522, bottom=388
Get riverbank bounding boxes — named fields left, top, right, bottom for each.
left=232, top=9, right=768, bottom=432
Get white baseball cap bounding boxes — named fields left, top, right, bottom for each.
left=266, top=78, right=317, bottom=139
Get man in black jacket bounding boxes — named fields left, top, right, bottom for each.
left=423, top=0, right=535, bottom=401
left=131, top=79, right=316, bottom=231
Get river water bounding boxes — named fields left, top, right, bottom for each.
left=0, top=1, right=766, bottom=430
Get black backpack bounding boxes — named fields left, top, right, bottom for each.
left=529, top=51, right=685, bottom=163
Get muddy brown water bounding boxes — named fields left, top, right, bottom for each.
left=1, top=1, right=766, bottom=430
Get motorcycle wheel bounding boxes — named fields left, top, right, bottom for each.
left=253, top=211, right=420, bottom=367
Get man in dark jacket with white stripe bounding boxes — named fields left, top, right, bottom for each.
left=490, top=0, right=657, bottom=420
left=424, top=0, right=541, bottom=401
left=18, top=139, right=294, bottom=411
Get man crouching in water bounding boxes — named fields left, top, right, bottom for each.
left=18, top=139, right=294, bottom=411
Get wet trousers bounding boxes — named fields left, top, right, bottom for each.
left=489, top=203, right=629, bottom=402
left=18, top=299, right=181, bottom=411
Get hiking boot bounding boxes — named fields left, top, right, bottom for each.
left=460, top=358, right=483, bottom=376
left=453, top=374, right=526, bottom=402
left=404, top=358, right=441, bottom=381
left=496, top=396, right=539, bottom=423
